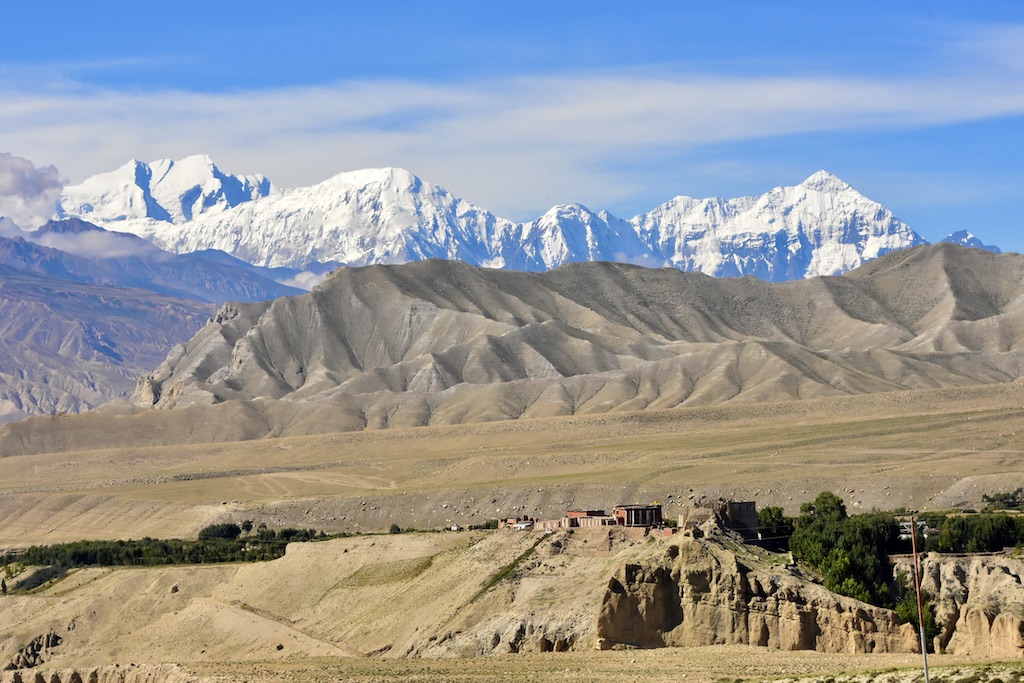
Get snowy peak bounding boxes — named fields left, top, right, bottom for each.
left=146, top=154, right=272, bottom=221
left=59, top=156, right=272, bottom=225
left=799, top=170, right=852, bottom=192
left=510, top=204, right=658, bottom=270
left=631, top=172, right=924, bottom=280
left=138, top=165, right=514, bottom=270
left=941, top=230, right=1001, bottom=253
left=59, top=162, right=928, bottom=282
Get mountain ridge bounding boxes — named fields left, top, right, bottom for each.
left=5, top=217, right=303, bottom=303
left=59, top=160, right=930, bottom=281
left=0, top=217, right=301, bottom=422
left=0, top=264, right=214, bottom=423
left=114, top=243, right=1024, bottom=438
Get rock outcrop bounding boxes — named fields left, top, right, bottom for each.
left=596, top=538, right=919, bottom=653
left=894, top=552, right=1024, bottom=658
left=0, top=664, right=199, bottom=683
left=3, top=632, right=61, bottom=671
left=412, top=617, right=581, bottom=657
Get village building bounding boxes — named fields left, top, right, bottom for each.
left=498, top=500, right=760, bottom=538
left=716, top=500, right=759, bottom=539
left=531, top=504, right=666, bottom=532
left=497, top=516, right=536, bottom=530
left=612, top=504, right=663, bottom=528
left=680, top=499, right=760, bottom=539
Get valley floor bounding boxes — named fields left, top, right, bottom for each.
left=2, top=385, right=1023, bottom=680
left=182, top=650, right=1023, bottom=683
left=2, top=383, right=1024, bottom=549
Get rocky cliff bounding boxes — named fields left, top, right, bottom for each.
left=596, top=538, right=919, bottom=653
left=894, top=552, right=1024, bottom=658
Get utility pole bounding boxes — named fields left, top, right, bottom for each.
left=910, top=514, right=930, bottom=683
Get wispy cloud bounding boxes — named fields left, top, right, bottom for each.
left=3, top=25, right=1024, bottom=220
left=32, top=230, right=160, bottom=259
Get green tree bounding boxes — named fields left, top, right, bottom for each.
left=937, top=514, right=1024, bottom=553
left=800, top=491, right=847, bottom=523
left=789, top=492, right=898, bottom=606
left=389, top=523, right=402, bottom=534
left=894, top=572, right=937, bottom=647
left=198, top=523, right=242, bottom=540
left=790, top=491, right=849, bottom=568
left=757, top=506, right=794, bottom=545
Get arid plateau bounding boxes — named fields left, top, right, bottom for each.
left=3, top=381, right=1024, bottom=682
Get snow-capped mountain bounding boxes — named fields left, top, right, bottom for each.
left=59, top=159, right=928, bottom=281
left=633, top=171, right=926, bottom=279
left=941, top=230, right=1001, bottom=253
left=59, top=154, right=271, bottom=227
left=503, top=204, right=661, bottom=270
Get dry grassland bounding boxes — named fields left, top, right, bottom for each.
left=1, top=382, right=1023, bottom=547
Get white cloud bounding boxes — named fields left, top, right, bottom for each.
left=275, top=270, right=329, bottom=291
left=3, top=28, right=1024, bottom=221
left=0, top=152, right=64, bottom=230
left=32, top=229, right=159, bottom=259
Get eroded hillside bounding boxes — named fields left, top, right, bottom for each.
left=138, top=245, right=1024, bottom=422
left=3, top=524, right=1021, bottom=681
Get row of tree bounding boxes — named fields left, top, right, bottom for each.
left=758, top=491, right=1024, bottom=647
left=1, top=525, right=337, bottom=570
left=929, top=513, right=1024, bottom=553
left=786, top=492, right=898, bottom=606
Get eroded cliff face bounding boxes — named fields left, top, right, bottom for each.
left=894, top=553, right=1024, bottom=658
left=0, top=664, right=199, bottom=683
left=596, top=539, right=919, bottom=654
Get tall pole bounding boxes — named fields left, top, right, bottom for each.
left=910, top=515, right=930, bottom=683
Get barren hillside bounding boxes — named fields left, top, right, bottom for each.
left=134, top=244, right=1024, bottom=420
left=3, top=243, right=1022, bottom=453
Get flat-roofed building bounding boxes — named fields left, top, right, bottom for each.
left=612, top=504, right=663, bottom=528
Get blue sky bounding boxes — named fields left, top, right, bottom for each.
left=3, top=2, right=1024, bottom=250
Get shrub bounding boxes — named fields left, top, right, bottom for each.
left=469, top=519, right=500, bottom=530
left=983, top=488, right=1024, bottom=511
left=197, top=523, right=242, bottom=540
